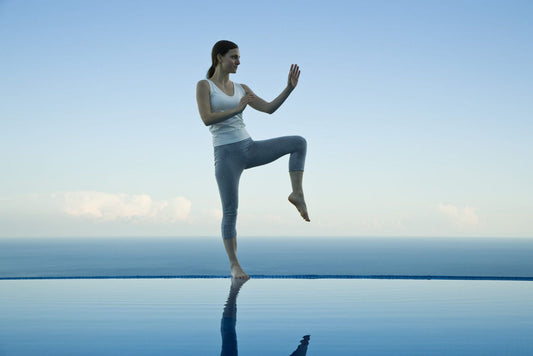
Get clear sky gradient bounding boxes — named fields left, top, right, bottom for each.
left=1, top=0, right=532, bottom=238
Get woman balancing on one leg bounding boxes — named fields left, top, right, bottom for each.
left=196, top=40, right=310, bottom=279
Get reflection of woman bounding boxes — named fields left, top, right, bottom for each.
left=290, top=335, right=311, bottom=356
left=220, top=278, right=245, bottom=356
left=196, top=40, right=310, bottom=279
left=220, top=279, right=310, bottom=355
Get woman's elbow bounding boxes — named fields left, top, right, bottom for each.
left=201, top=116, right=212, bottom=126
left=265, top=104, right=276, bottom=114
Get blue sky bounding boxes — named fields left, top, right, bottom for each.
left=1, top=0, right=532, bottom=238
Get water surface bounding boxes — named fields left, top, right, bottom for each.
left=1, top=278, right=532, bottom=355
left=2, top=237, right=533, bottom=278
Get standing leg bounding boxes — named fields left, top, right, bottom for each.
left=215, top=141, right=251, bottom=279
left=222, top=237, right=248, bottom=279
left=246, top=136, right=310, bottom=221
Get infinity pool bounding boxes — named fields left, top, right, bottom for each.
left=1, top=278, right=532, bottom=355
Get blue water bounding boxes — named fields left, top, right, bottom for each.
left=1, top=237, right=533, bottom=278
left=2, top=237, right=533, bottom=355
left=1, top=278, right=533, bottom=355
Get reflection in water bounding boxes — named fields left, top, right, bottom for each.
left=290, top=335, right=310, bottom=356
left=220, top=278, right=241, bottom=355
left=220, top=278, right=310, bottom=355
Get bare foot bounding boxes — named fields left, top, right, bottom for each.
left=288, top=192, right=310, bottom=222
left=231, top=263, right=250, bottom=280
left=231, top=276, right=249, bottom=290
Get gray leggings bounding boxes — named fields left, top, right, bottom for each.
left=214, top=136, right=307, bottom=239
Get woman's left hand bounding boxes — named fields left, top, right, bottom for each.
left=288, top=64, right=300, bottom=89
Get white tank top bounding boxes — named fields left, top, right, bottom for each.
left=205, top=79, right=251, bottom=146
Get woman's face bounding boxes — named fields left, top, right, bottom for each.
left=218, top=48, right=240, bottom=74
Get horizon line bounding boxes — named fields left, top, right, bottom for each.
left=1, top=235, right=532, bottom=239
left=2, top=275, right=532, bottom=281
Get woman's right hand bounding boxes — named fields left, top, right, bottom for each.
left=237, top=93, right=255, bottom=113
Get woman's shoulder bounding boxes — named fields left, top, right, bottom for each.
left=197, top=78, right=210, bottom=86
left=237, top=83, right=250, bottom=93
left=197, top=79, right=211, bottom=92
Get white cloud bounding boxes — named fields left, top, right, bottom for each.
left=63, top=191, right=191, bottom=222
left=437, top=203, right=479, bottom=227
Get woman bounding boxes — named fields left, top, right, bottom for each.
left=196, top=40, right=309, bottom=279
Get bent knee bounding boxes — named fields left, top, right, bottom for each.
left=293, top=136, right=307, bottom=150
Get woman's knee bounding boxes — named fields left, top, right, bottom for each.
left=293, top=135, right=307, bottom=153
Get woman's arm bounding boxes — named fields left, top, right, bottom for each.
left=196, top=80, right=250, bottom=126
left=242, top=64, right=301, bottom=115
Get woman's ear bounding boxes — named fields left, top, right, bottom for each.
left=216, top=54, right=223, bottom=65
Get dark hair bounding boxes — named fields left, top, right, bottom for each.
left=207, top=40, right=238, bottom=78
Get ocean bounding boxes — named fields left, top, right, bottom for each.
left=1, top=236, right=533, bottom=279
left=2, top=237, right=533, bottom=355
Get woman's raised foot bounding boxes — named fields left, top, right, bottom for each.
left=288, top=192, right=310, bottom=222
